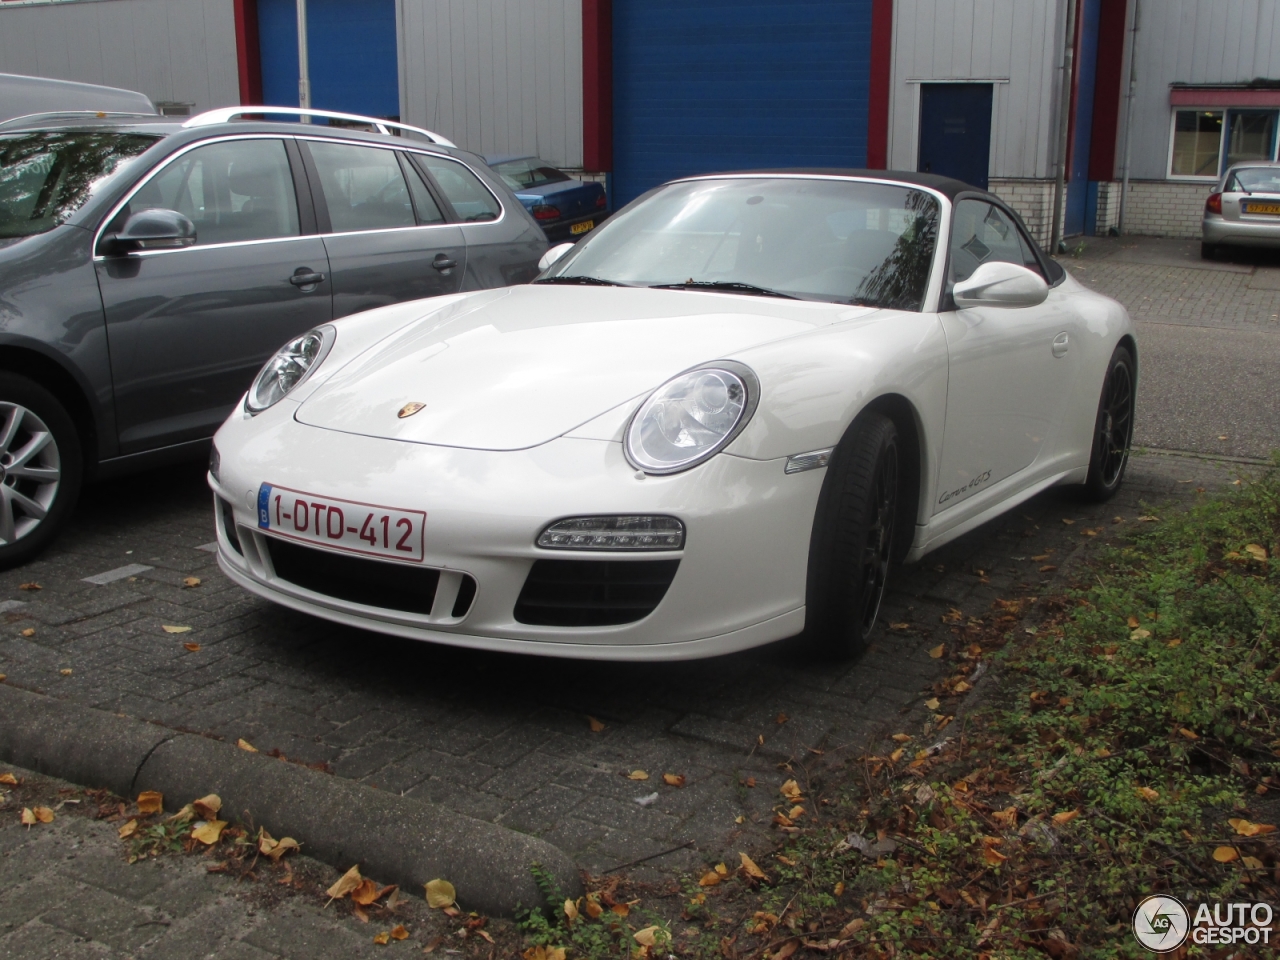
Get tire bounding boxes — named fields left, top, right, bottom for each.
left=803, top=412, right=900, bottom=660
left=1083, top=345, right=1136, bottom=502
left=0, top=373, right=83, bottom=569
left=1200, top=241, right=1218, bottom=260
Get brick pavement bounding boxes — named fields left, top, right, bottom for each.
left=0, top=451, right=1249, bottom=883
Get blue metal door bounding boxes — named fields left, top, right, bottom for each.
left=1067, top=0, right=1101, bottom=236
left=917, top=84, right=992, bottom=189
left=611, top=0, right=874, bottom=207
left=258, top=0, right=400, bottom=119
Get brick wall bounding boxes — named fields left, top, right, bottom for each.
left=1118, top=180, right=1213, bottom=239
left=988, top=178, right=1061, bottom=247
left=1095, top=181, right=1121, bottom=235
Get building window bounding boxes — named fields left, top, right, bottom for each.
left=1225, top=110, right=1277, bottom=168
left=1170, top=110, right=1223, bottom=177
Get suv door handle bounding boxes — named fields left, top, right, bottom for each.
left=1052, top=332, right=1069, bottom=358
left=431, top=255, right=457, bottom=271
left=289, top=270, right=325, bottom=286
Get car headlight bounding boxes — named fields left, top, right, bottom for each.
left=245, top=326, right=335, bottom=414
left=625, top=362, right=759, bottom=474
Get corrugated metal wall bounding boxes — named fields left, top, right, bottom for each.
left=1125, top=0, right=1280, bottom=179
left=0, top=0, right=240, bottom=113
left=397, top=0, right=582, bottom=167
left=888, top=0, right=1066, bottom=179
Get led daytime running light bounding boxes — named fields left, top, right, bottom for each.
left=537, top=516, right=685, bottom=551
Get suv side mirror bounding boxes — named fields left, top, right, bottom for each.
left=537, top=242, right=575, bottom=272
left=952, top=260, right=1049, bottom=309
left=101, top=208, right=196, bottom=256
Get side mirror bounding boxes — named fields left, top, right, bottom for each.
left=537, top=242, right=575, bottom=272
left=952, top=260, right=1049, bottom=309
left=101, top=208, right=196, bottom=255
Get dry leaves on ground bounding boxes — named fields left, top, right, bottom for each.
left=236, top=739, right=258, bottom=752
left=20, top=806, right=53, bottom=826
left=183, top=642, right=201, bottom=652
left=136, top=791, right=163, bottom=814
left=191, top=820, right=227, bottom=845
left=662, top=773, right=685, bottom=787
left=627, top=770, right=649, bottom=781
left=424, top=878, right=456, bottom=908
left=182, top=576, right=201, bottom=588
left=587, top=716, right=605, bottom=732
left=18, top=582, right=40, bottom=591
left=0, top=773, right=18, bottom=786
left=118, top=819, right=138, bottom=838
left=740, top=852, right=767, bottom=879
left=328, top=865, right=364, bottom=900
left=1229, top=818, right=1277, bottom=837
left=161, top=625, right=192, bottom=634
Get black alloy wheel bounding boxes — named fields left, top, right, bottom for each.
left=804, top=411, right=901, bottom=659
left=1084, top=345, right=1135, bottom=501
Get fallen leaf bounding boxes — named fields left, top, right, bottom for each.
left=744, top=777, right=756, bottom=788
left=352, top=878, right=381, bottom=906
left=634, top=926, right=663, bottom=948
left=423, top=936, right=443, bottom=953
left=833, top=881, right=845, bottom=896
left=928, top=644, right=945, bottom=659
left=775, top=712, right=789, bottom=724
left=19, top=582, right=40, bottom=591
left=1136, top=787, right=1160, bottom=802
left=779, top=779, right=803, bottom=800
left=924, top=698, right=940, bottom=711
left=182, top=576, right=201, bottom=588
left=564, top=898, right=579, bottom=921
left=1061, top=518, right=1074, bottom=525
left=739, top=852, right=767, bottom=879
left=162, top=625, right=192, bottom=634
left=889, top=622, right=910, bottom=630
left=889, top=747, right=905, bottom=762
left=1051, top=810, right=1079, bottom=826
left=183, top=642, right=201, bottom=652
left=735, top=815, right=745, bottom=824
left=662, top=773, right=685, bottom=787
left=424, top=878, right=456, bottom=908
left=1167, top=638, right=1183, bottom=648
left=611, top=903, right=630, bottom=917
left=1243, top=855, right=1265, bottom=870
left=627, top=770, right=649, bottom=781
left=1039, top=565, right=1058, bottom=573
left=587, top=716, right=605, bottom=732
left=237, top=738, right=258, bottom=752
left=1213, top=845, right=1240, bottom=863
left=191, top=820, right=226, bottom=844
left=1031, top=554, right=1051, bottom=561
left=192, top=794, right=222, bottom=820
left=0, top=773, right=18, bottom=785
left=20, top=628, right=33, bottom=637
left=477, top=930, right=495, bottom=944
left=20, top=807, right=35, bottom=825
left=136, top=791, right=163, bottom=815
left=773, top=940, right=799, bottom=960
left=1245, top=544, right=1269, bottom=561
left=839, top=918, right=866, bottom=938
left=1138, top=515, right=1158, bottom=522
left=118, top=819, right=138, bottom=838
left=891, top=733, right=911, bottom=743
left=1126, top=615, right=1140, bottom=629
left=390, top=925, right=409, bottom=940
left=1229, top=818, right=1277, bottom=837
left=584, top=898, right=603, bottom=919
left=699, top=871, right=722, bottom=887
left=1178, top=727, right=1198, bottom=740
left=373, top=931, right=390, bottom=945
left=953, top=680, right=972, bottom=693
left=715, top=862, right=728, bottom=876
left=1130, top=629, right=1151, bottom=640
left=982, top=845, right=1008, bottom=865
left=59, top=668, right=72, bottom=676
left=265, top=837, right=299, bottom=860
left=329, top=866, right=364, bottom=900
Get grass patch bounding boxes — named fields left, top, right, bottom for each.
left=531, top=464, right=1280, bottom=959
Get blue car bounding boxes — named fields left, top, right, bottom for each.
left=485, top=155, right=608, bottom=242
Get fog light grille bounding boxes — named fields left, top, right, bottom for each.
left=514, top=559, right=679, bottom=627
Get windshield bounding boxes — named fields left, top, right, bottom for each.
left=0, top=131, right=158, bottom=239
left=493, top=158, right=572, bottom=190
left=543, top=177, right=940, bottom=310
left=1228, top=167, right=1280, bottom=193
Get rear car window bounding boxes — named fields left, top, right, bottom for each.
left=492, top=157, right=571, bottom=190
left=0, top=131, right=158, bottom=238
left=1228, top=167, right=1280, bottom=193
left=128, top=138, right=300, bottom=245
left=309, top=141, right=415, bottom=233
left=416, top=155, right=501, bottom=222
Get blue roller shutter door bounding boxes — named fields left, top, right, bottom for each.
left=612, top=0, right=874, bottom=207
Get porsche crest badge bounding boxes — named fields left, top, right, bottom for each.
left=397, top=402, right=426, bottom=418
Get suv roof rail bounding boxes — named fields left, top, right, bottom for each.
left=182, top=107, right=457, bottom=147
left=0, top=110, right=160, bottom=130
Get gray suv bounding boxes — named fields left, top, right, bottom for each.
left=0, top=107, right=548, bottom=567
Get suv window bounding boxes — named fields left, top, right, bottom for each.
left=0, top=131, right=158, bottom=239
left=309, top=141, right=415, bottom=233
left=417, top=155, right=501, bottom=222
left=130, top=138, right=300, bottom=245
left=403, top=157, right=446, bottom=225
left=491, top=157, right=571, bottom=190
left=949, top=199, right=1041, bottom=283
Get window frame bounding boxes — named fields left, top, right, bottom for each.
left=1167, top=108, right=1228, bottom=181
left=941, top=191, right=1060, bottom=310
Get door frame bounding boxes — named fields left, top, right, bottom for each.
left=906, top=78, right=1007, bottom=176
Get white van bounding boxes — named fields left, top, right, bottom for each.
left=0, top=73, right=155, bottom=126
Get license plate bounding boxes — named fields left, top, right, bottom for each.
left=570, top=219, right=594, bottom=235
left=257, top=483, right=425, bottom=562
left=1243, top=201, right=1280, bottom=215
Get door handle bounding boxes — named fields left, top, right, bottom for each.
left=431, top=255, right=457, bottom=271
left=1052, top=332, right=1069, bottom=358
left=289, top=270, right=325, bottom=287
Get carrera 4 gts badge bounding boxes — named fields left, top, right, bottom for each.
left=938, top=469, right=993, bottom=505
left=397, top=402, right=426, bottom=419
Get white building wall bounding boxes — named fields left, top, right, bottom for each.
left=1124, top=0, right=1280, bottom=180
left=397, top=0, right=582, bottom=168
left=0, top=0, right=240, bottom=114
left=888, top=0, right=1067, bottom=180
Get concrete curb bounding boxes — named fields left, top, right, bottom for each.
left=0, top=684, right=581, bottom=916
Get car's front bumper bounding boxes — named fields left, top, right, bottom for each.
left=1203, top=214, right=1280, bottom=247
left=209, top=403, right=821, bottom=660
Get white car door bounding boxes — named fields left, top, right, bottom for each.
left=933, top=199, right=1080, bottom=514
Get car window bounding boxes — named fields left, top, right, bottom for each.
left=949, top=199, right=1038, bottom=283
left=417, top=155, right=501, bottom=222
left=129, top=138, right=300, bottom=246
left=401, top=155, right=445, bottom=225
left=0, top=131, right=158, bottom=239
left=1228, top=167, right=1280, bottom=193
left=309, top=141, right=415, bottom=233
left=492, top=157, right=571, bottom=190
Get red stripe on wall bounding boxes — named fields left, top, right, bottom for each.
left=234, top=0, right=263, bottom=106
left=1088, top=0, right=1127, bottom=181
left=866, top=0, right=893, bottom=169
left=582, top=0, right=613, bottom=172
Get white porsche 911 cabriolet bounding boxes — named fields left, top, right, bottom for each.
left=209, top=171, right=1135, bottom=661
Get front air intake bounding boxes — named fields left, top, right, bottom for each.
left=514, top=559, right=680, bottom=627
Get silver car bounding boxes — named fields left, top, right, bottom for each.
left=1202, top=161, right=1280, bottom=259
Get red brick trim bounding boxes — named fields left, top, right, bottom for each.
left=582, top=0, right=613, bottom=171
left=234, top=0, right=263, bottom=106
left=866, top=0, right=893, bottom=169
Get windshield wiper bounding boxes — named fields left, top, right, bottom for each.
left=533, top=275, right=628, bottom=286
left=649, top=280, right=799, bottom=299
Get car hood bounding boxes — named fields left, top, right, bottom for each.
left=295, top=285, right=869, bottom=450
